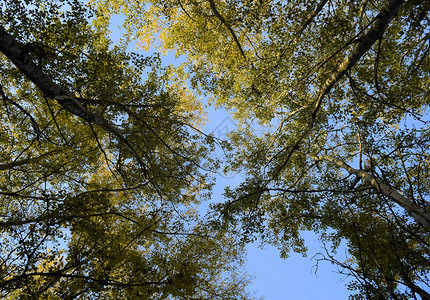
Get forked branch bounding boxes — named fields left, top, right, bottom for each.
left=312, top=153, right=430, bottom=228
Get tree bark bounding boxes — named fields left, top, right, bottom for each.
left=311, top=0, right=404, bottom=123
left=0, top=25, right=154, bottom=173
left=313, top=154, right=430, bottom=229
left=0, top=150, right=59, bottom=171
left=0, top=25, right=122, bottom=135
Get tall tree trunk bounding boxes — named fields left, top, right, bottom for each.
left=311, top=0, right=404, bottom=123
left=0, top=26, right=150, bottom=172
left=0, top=25, right=121, bottom=135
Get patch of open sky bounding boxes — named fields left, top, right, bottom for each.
left=204, top=113, right=351, bottom=299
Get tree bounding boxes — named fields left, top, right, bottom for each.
left=0, top=1, right=254, bottom=298
left=93, top=0, right=430, bottom=298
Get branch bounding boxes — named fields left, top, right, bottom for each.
left=276, top=0, right=329, bottom=66
left=0, top=25, right=123, bottom=135
left=312, top=153, right=430, bottom=228
left=2, top=270, right=168, bottom=288
left=0, top=84, right=41, bottom=139
left=311, top=0, right=404, bottom=124
left=0, top=150, right=59, bottom=171
left=0, top=25, right=149, bottom=175
left=207, top=0, right=246, bottom=59
left=268, top=1, right=405, bottom=183
left=178, top=0, right=196, bottom=21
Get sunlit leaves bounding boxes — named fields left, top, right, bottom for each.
left=92, top=0, right=430, bottom=298
left=0, top=0, right=254, bottom=298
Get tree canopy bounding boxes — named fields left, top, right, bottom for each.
left=1, top=0, right=430, bottom=298
left=92, top=0, right=430, bottom=298
left=0, top=1, right=253, bottom=298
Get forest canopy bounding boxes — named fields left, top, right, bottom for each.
left=1, top=0, right=429, bottom=299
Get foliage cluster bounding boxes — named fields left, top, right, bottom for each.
left=0, top=0, right=252, bottom=298
left=1, top=0, right=429, bottom=299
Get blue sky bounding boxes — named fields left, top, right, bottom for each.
left=246, top=242, right=350, bottom=299
left=204, top=109, right=352, bottom=299
left=106, top=12, right=352, bottom=299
